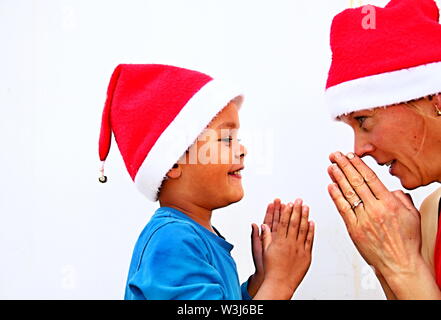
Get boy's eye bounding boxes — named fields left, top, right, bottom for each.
left=219, top=137, right=233, bottom=144
left=218, top=137, right=241, bottom=145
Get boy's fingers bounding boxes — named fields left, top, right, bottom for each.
left=251, top=223, right=261, bottom=248
left=288, top=199, right=302, bottom=239
left=261, top=224, right=272, bottom=251
left=272, top=199, right=281, bottom=232
left=277, top=203, right=292, bottom=238
left=263, top=203, right=275, bottom=230
left=305, top=221, right=315, bottom=252
left=297, top=205, right=310, bottom=242
left=251, top=224, right=261, bottom=261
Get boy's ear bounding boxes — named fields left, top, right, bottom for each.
left=166, top=163, right=182, bottom=179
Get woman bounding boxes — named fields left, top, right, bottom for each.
left=325, top=0, right=441, bottom=299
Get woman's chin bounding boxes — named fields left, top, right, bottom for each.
left=398, top=175, right=422, bottom=190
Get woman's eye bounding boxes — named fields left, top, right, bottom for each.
left=355, top=116, right=367, bottom=128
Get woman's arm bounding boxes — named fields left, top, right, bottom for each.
left=419, top=187, right=441, bottom=274
left=376, top=272, right=397, bottom=300
left=385, top=257, right=441, bottom=300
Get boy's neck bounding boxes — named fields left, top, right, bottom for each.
left=159, top=200, right=215, bottom=234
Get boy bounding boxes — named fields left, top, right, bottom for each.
left=98, top=64, right=315, bottom=299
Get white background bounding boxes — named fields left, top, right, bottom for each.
left=1, top=0, right=440, bottom=299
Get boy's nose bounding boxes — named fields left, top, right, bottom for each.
left=236, top=144, right=247, bottom=159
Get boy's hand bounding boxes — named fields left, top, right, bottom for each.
left=254, top=199, right=315, bottom=300
left=247, top=199, right=281, bottom=297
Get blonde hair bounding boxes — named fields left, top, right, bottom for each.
left=403, top=93, right=440, bottom=116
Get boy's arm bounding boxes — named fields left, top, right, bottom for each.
left=128, top=222, right=226, bottom=300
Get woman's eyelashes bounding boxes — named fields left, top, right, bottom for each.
left=354, top=116, right=368, bottom=129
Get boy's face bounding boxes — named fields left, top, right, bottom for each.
left=174, top=100, right=247, bottom=210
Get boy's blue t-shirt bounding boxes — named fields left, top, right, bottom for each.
left=124, top=206, right=252, bottom=300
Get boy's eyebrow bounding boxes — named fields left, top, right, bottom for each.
left=216, top=121, right=239, bottom=129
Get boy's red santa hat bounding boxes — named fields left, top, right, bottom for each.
left=98, top=64, right=243, bottom=201
left=325, top=0, right=441, bottom=119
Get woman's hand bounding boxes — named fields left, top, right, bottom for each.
left=327, top=151, right=441, bottom=299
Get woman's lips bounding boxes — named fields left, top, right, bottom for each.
left=379, top=159, right=397, bottom=176
left=387, top=160, right=396, bottom=175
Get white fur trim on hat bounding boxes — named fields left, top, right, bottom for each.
left=134, top=79, right=243, bottom=201
left=325, top=61, right=441, bottom=119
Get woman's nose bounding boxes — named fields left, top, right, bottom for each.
left=354, top=135, right=375, bottom=157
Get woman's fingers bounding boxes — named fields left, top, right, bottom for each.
left=330, top=152, right=376, bottom=205
left=392, top=190, right=417, bottom=212
left=346, top=153, right=390, bottom=199
left=329, top=164, right=363, bottom=211
left=328, top=182, right=357, bottom=229
left=327, top=165, right=337, bottom=183
left=332, top=152, right=390, bottom=200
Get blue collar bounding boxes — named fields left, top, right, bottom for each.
left=156, top=206, right=234, bottom=252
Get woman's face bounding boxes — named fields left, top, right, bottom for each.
left=339, top=100, right=440, bottom=190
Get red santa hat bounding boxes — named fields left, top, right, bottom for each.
left=98, top=64, right=243, bottom=201
left=325, top=0, right=441, bottom=119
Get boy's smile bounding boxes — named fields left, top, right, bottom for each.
left=228, top=165, right=244, bottom=179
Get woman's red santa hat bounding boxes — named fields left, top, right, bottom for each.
left=325, top=0, right=441, bottom=118
left=98, top=64, right=243, bottom=201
